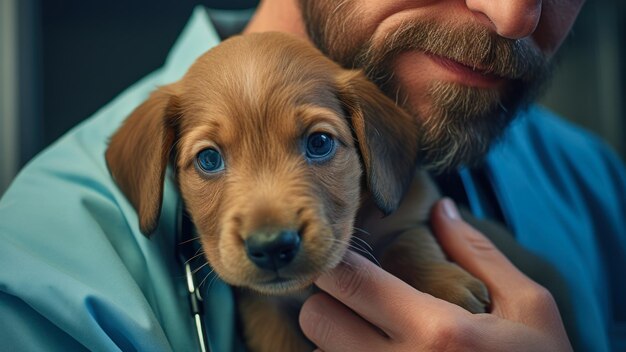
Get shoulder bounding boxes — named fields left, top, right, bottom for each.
left=0, top=68, right=189, bottom=352
left=487, top=105, right=626, bottom=244
left=490, top=105, right=626, bottom=352
left=495, top=105, right=626, bottom=193
left=507, top=106, right=619, bottom=163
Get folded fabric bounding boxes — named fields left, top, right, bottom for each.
left=0, top=7, right=240, bottom=352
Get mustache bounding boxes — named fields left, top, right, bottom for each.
left=354, top=19, right=550, bottom=83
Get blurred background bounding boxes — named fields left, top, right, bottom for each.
left=1, top=0, right=625, bottom=194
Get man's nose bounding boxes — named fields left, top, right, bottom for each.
left=465, top=0, right=542, bottom=39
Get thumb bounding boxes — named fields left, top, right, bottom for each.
left=431, top=199, right=570, bottom=344
left=430, top=198, right=532, bottom=296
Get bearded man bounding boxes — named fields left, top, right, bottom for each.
left=0, top=1, right=624, bottom=351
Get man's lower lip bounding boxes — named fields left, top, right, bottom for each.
left=426, top=53, right=503, bottom=87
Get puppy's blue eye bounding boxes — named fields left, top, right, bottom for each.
left=196, top=148, right=224, bottom=173
left=306, top=132, right=335, bottom=161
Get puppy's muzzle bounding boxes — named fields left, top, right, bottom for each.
left=244, top=230, right=301, bottom=271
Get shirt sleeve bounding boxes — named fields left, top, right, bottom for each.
left=0, top=7, right=224, bottom=351
left=0, top=67, right=196, bottom=351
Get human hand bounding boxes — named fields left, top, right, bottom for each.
left=299, top=198, right=573, bottom=351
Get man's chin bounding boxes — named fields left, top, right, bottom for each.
left=410, top=81, right=516, bottom=173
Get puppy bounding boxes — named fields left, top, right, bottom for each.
left=106, top=32, right=489, bottom=351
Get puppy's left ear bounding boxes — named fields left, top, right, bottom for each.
left=336, top=70, right=419, bottom=215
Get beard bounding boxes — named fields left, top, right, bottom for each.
left=299, top=0, right=553, bottom=172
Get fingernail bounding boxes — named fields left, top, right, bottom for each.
left=442, top=198, right=460, bottom=220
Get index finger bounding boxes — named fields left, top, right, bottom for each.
left=314, top=250, right=465, bottom=337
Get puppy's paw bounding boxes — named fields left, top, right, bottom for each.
left=426, top=263, right=490, bottom=313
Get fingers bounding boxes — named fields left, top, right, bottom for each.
left=299, top=292, right=388, bottom=352
left=312, top=251, right=460, bottom=337
left=301, top=198, right=571, bottom=351
left=430, top=198, right=540, bottom=304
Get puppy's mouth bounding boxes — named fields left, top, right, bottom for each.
left=250, top=275, right=315, bottom=294
left=263, top=276, right=295, bottom=284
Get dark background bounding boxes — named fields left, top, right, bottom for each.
left=2, top=0, right=625, bottom=193
left=14, top=0, right=258, bottom=167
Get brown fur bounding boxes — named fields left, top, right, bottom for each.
left=106, top=32, right=489, bottom=352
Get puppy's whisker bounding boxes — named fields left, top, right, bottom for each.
left=353, top=227, right=372, bottom=236
left=350, top=236, right=374, bottom=253
left=193, top=246, right=204, bottom=256
left=192, top=261, right=209, bottom=275
left=328, top=237, right=370, bottom=255
left=349, top=244, right=382, bottom=268
left=184, top=250, right=206, bottom=266
left=327, top=238, right=382, bottom=268
left=346, top=240, right=368, bottom=253
left=329, top=237, right=373, bottom=255
left=348, top=243, right=372, bottom=257
left=198, top=268, right=215, bottom=290
left=178, top=235, right=201, bottom=245
left=205, top=272, right=220, bottom=292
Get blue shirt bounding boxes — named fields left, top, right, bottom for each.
left=1, top=6, right=624, bottom=352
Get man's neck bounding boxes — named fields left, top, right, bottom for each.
left=243, top=0, right=309, bottom=39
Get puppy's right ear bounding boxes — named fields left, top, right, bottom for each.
left=106, top=84, right=181, bottom=236
left=335, top=70, right=419, bottom=215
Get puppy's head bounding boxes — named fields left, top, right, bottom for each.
left=106, top=32, right=418, bottom=294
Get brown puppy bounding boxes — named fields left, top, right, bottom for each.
left=106, top=32, right=489, bottom=351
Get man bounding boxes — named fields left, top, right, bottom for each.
left=0, top=1, right=623, bottom=351
left=245, top=1, right=625, bottom=350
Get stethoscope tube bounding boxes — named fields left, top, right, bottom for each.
left=176, top=204, right=211, bottom=352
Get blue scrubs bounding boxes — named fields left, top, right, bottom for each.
left=1, top=6, right=624, bottom=352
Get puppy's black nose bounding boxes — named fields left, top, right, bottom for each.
left=245, top=230, right=301, bottom=270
